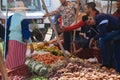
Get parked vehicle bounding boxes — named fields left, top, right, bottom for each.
left=0, top=0, right=61, bottom=42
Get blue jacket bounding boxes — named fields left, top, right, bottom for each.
left=94, top=14, right=120, bottom=39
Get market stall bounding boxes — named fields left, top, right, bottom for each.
left=1, top=0, right=120, bottom=80
left=24, top=41, right=120, bottom=80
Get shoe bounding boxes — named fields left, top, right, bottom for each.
left=99, top=65, right=111, bottom=69
left=87, top=58, right=98, bottom=63
left=117, top=72, right=120, bottom=75
left=99, top=65, right=107, bottom=70
left=109, top=68, right=116, bottom=73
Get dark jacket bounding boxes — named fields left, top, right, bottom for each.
left=94, top=14, right=120, bottom=39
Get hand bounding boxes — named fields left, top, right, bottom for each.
left=29, top=44, right=34, bottom=53
left=43, top=14, right=47, bottom=19
left=73, top=48, right=83, bottom=55
left=58, top=28, right=64, bottom=33
left=89, top=38, right=96, bottom=48
left=73, top=50, right=79, bottom=55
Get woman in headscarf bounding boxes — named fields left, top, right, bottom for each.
left=5, top=12, right=34, bottom=69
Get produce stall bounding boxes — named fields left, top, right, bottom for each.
left=25, top=42, right=120, bottom=80
left=1, top=41, right=120, bottom=80
left=1, top=0, right=120, bottom=80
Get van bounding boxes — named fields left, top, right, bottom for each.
left=0, top=0, right=61, bottom=41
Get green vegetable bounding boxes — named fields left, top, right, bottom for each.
left=30, top=76, right=48, bottom=80
left=25, top=59, right=48, bottom=76
left=38, top=67, right=48, bottom=75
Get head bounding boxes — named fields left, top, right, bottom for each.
left=117, top=0, right=120, bottom=9
left=10, top=1, right=27, bottom=17
left=84, top=2, right=96, bottom=15
left=82, top=15, right=95, bottom=26
left=60, top=0, right=67, bottom=5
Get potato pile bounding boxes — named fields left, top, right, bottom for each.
left=49, top=58, right=120, bottom=80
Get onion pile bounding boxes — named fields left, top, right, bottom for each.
left=49, top=58, right=120, bottom=80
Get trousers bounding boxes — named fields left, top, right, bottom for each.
left=99, top=30, right=120, bottom=70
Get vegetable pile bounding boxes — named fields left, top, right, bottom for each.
left=49, top=58, right=120, bottom=80
left=32, top=52, right=65, bottom=65
left=25, top=52, right=66, bottom=76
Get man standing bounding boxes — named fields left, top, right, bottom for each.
left=44, top=0, right=78, bottom=52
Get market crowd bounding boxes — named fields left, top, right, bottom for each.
left=44, top=0, right=120, bottom=74
left=0, top=0, right=120, bottom=75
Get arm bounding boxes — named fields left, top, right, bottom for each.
left=63, top=20, right=85, bottom=31
left=94, top=19, right=108, bottom=40
left=27, top=38, right=34, bottom=53
left=21, top=19, right=34, bottom=53
left=43, top=8, right=60, bottom=18
left=113, top=10, right=119, bottom=18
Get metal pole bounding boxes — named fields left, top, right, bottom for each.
left=2, top=1, right=9, bottom=79
left=73, top=0, right=80, bottom=52
left=41, top=0, right=69, bottom=62
left=4, top=0, right=9, bottom=59
left=109, top=0, right=113, bottom=14
left=107, top=0, right=110, bottom=14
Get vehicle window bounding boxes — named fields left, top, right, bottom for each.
left=1, top=0, right=42, bottom=11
